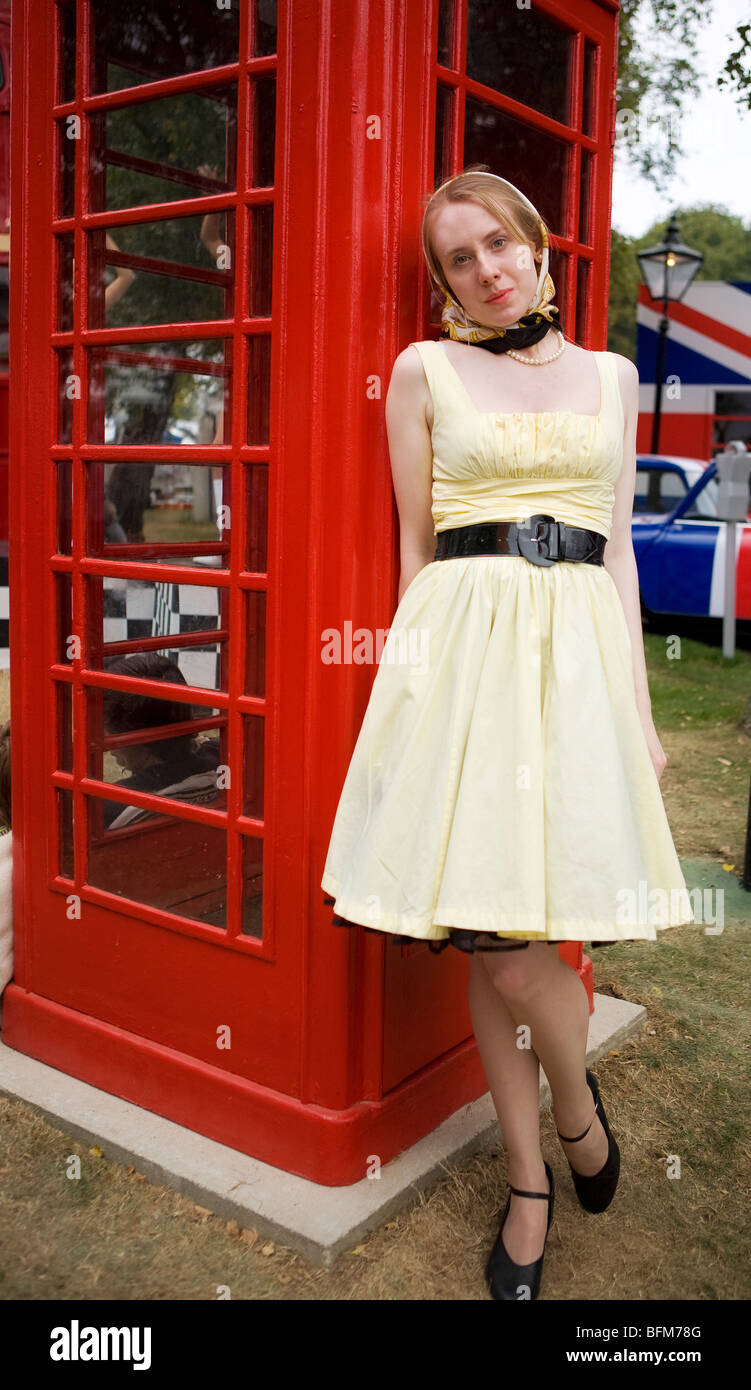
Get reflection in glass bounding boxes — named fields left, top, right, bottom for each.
left=56, top=681, right=74, bottom=773
left=466, top=1, right=573, bottom=126
left=57, top=233, right=75, bottom=331
left=246, top=466, right=269, bottom=573
left=252, top=76, right=276, bottom=186
left=57, top=348, right=75, bottom=444
left=87, top=461, right=229, bottom=556
left=575, top=259, right=590, bottom=346
left=579, top=151, right=592, bottom=246
left=87, top=339, right=230, bottom=448
left=437, top=0, right=455, bottom=67
left=89, top=85, right=237, bottom=213
left=57, top=787, right=74, bottom=878
left=548, top=249, right=568, bottom=329
left=241, top=834, right=263, bottom=938
left=464, top=98, right=569, bottom=236
left=89, top=0, right=239, bottom=95
left=89, top=575, right=229, bottom=691
left=244, top=715, right=264, bottom=819
left=249, top=203, right=273, bottom=318
left=57, top=460, right=73, bottom=554
left=59, top=0, right=77, bottom=104
left=254, top=0, right=278, bottom=57
left=87, top=793, right=227, bottom=929
left=56, top=573, right=74, bottom=665
left=87, top=663, right=226, bottom=826
left=88, top=213, right=235, bottom=330
left=245, top=589, right=266, bottom=698
left=56, top=119, right=76, bottom=219
left=247, top=334, right=271, bottom=444
left=582, top=41, right=597, bottom=138
left=434, top=85, right=453, bottom=189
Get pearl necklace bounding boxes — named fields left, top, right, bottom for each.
left=505, top=329, right=565, bottom=365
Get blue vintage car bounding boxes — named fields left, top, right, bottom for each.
left=632, top=454, right=751, bottom=621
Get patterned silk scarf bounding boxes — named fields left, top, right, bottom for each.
left=435, top=173, right=562, bottom=356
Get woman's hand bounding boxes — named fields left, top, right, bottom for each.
left=640, top=710, right=668, bottom=782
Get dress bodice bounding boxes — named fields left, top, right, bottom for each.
left=408, top=339, right=625, bottom=540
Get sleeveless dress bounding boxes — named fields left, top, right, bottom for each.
left=320, top=340, right=694, bottom=953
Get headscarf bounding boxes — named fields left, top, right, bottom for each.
left=429, top=172, right=562, bottom=356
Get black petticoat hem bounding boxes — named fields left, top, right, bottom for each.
left=323, top=893, right=532, bottom=953
left=322, top=894, right=618, bottom=952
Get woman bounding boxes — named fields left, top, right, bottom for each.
left=321, top=168, right=693, bottom=1300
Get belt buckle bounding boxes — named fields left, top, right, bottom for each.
left=517, top=514, right=560, bottom=567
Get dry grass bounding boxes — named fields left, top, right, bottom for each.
left=0, top=634, right=749, bottom=1300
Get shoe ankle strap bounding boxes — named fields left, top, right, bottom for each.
left=556, top=1100, right=598, bottom=1144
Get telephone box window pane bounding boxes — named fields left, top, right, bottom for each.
left=575, top=259, right=590, bottom=345
left=57, top=233, right=75, bottom=332
left=57, top=349, right=76, bottom=445
left=56, top=119, right=76, bottom=219
left=437, top=0, right=455, bottom=67
left=87, top=461, right=230, bottom=556
left=244, top=715, right=264, bottom=819
left=466, top=1, right=573, bottom=127
left=87, top=340, right=230, bottom=448
left=57, top=788, right=74, bottom=879
left=249, top=204, right=273, bottom=318
left=579, top=150, right=592, bottom=246
left=89, top=85, right=237, bottom=213
left=548, top=248, right=568, bottom=328
left=582, top=41, right=597, bottom=138
left=89, top=0, right=239, bottom=95
left=252, top=76, right=276, bottom=187
left=246, top=465, right=268, bottom=573
left=57, top=460, right=73, bottom=554
left=464, top=98, right=569, bottom=237
left=434, top=84, right=453, bottom=187
left=56, top=681, right=74, bottom=773
left=247, top=335, right=270, bottom=445
left=241, top=834, right=263, bottom=939
left=245, top=589, right=266, bottom=699
left=254, top=0, right=278, bottom=56
left=55, top=573, right=74, bottom=666
left=59, top=0, right=77, bottom=104
left=88, top=213, right=235, bottom=330
left=87, top=686, right=226, bottom=825
left=87, top=795, right=228, bottom=930
left=87, top=576, right=229, bottom=692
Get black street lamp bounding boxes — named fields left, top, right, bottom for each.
left=637, top=215, right=704, bottom=453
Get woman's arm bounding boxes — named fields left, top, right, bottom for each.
left=384, top=347, right=437, bottom=604
left=602, top=354, right=667, bottom=781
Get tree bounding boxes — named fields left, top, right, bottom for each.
left=615, top=0, right=751, bottom=186
left=608, top=205, right=751, bottom=359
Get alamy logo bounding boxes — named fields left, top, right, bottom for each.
left=50, top=1320, right=151, bottom=1370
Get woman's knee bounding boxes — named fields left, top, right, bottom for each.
left=480, top=942, right=552, bottom=997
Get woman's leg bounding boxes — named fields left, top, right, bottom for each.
left=468, top=952, right=550, bottom=1265
left=479, top=942, right=609, bottom=1178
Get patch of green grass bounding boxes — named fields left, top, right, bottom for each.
left=644, top=632, right=751, bottom=731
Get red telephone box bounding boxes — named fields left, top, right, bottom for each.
left=3, top=0, right=620, bottom=1185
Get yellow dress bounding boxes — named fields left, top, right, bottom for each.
left=321, top=339, right=694, bottom=951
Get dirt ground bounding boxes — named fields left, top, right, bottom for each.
left=0, top=635, right=749, bottom=1301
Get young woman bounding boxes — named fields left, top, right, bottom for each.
left=321, top=168, right=693, bottom=1300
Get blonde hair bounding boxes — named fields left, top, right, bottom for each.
left=420, top=165, right=552, bottom=302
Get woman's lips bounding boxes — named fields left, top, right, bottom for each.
left=486, top=288, right=512, bottom=303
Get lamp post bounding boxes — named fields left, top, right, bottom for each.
left=637, top=215, right=703, bottom=454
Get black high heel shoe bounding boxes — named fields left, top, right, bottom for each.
left=556, top=1068, right=620, bottom=1214
left=485, top=1160, right=554, bottom=1301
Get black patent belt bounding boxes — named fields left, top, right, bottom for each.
left=434, top=515, right=606, bottom=567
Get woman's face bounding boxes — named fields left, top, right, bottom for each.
left=432, top=198, right=541, bottom=329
